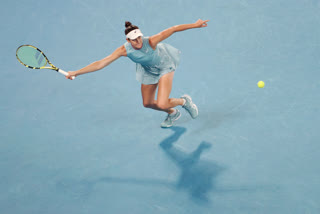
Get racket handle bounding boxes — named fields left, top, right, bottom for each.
left=58, top=69, right=75, bottom=80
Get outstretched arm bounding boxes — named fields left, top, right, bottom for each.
left=66, top=45, right=127, bottom=79
left=149, top=19, right=209, bottom=49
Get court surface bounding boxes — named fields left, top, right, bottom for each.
left=1, top=0, right=320, bottom=213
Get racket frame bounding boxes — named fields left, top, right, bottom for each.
left=16, top=44, right=72, bottom=78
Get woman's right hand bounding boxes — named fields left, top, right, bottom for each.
left=66, top=71, right=77, bottom=80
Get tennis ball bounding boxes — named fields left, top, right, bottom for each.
left=257, top=81, right=265, bottom=88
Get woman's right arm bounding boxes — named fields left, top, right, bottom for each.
left=67, top=45, right=127, bottom=79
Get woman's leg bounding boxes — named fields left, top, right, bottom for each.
left=157, top=72, right=185, bottom=113
left=141, top=82, right=171, bottom=113
left=157, top=71, right=199, bottom=120
left=141, top=72, right=184, bottom=114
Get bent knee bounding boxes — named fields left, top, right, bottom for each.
left=157, top=102, right=169, bottom=110
left=143, top=102, right=153, bottom=108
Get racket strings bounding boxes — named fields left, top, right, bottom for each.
left=16, top=45, right=48, bottom=68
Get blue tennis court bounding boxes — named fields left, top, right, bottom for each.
left=1, top=0, right=320, bottom=213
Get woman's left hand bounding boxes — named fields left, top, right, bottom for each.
left=195, top=19, right=209, bottom=28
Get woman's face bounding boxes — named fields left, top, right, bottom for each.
left=128, top=36, right=143, bottom=49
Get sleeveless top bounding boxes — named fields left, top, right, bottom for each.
left=124, top=37, right=181, bottom=84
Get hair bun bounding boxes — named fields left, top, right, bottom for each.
left=124, top=21, right=139, bottom=35
left=125, top=21, right=132, bottom=28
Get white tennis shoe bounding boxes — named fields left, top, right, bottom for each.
left=181, top=94, right=198, bottom=119
left=161, top=109, right=181, bottom=128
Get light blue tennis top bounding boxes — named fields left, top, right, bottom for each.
left=124, top=37, right=181, bottom=84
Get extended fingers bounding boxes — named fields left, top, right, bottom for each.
left=202, top=20, right=209, bottom=27
left=197, top=19, right=209, bottom=27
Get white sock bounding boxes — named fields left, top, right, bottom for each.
left=170, top=109, right=177, bottom=115
left=182, top=99, right=186, bottom=106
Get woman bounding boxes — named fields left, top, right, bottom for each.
left=67, top=19, right=209, bottom=128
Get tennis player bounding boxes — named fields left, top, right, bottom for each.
left=67, top=19, right=209, bottom=127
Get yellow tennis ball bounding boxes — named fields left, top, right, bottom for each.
left=257, top=81, right=265, bottom=88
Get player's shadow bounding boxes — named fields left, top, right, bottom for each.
left=56, top=127, right=279, bottom=203
left=159, top=126, right=225, bottom=203
left=56, top=127, right=226, bottom=204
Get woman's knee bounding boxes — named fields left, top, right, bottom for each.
left=156, top=101, right=169, bottom=110
left=143, top=100, right=169, bottom=110
left=143, top=102, right=153, bottom=108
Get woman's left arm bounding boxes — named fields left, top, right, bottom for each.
left=149, top=19, right=209, bottom=49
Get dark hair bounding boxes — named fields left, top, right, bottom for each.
left=125, top=21, right=139, bottom=35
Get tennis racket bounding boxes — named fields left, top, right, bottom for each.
left=16, top=45, right=75, bottom=79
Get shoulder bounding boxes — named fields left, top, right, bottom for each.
left=148, top=36, right=157, bottom=50
left=113, top=45, right=127, bottom=57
